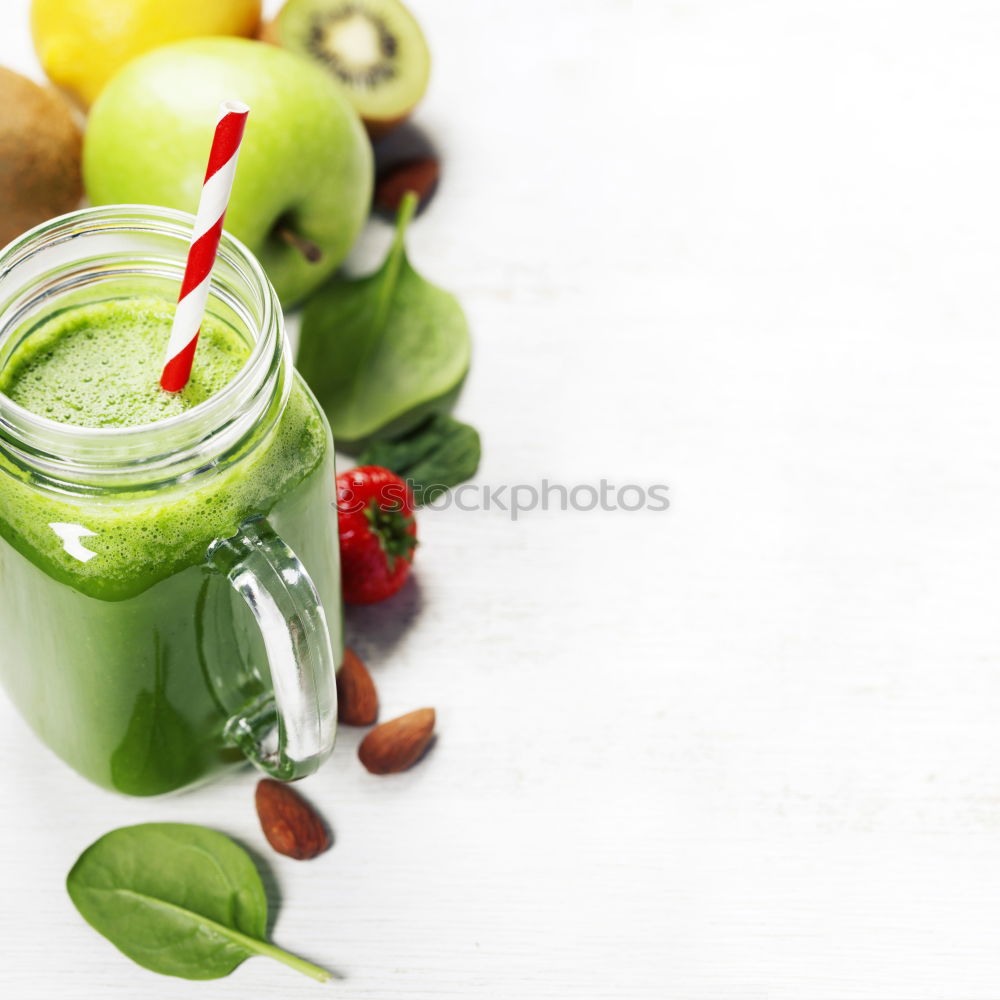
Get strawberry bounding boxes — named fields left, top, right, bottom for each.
left=336, top=466, right=418, bottom=604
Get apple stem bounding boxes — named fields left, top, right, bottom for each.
left=277, top=227, right=323, bottom=263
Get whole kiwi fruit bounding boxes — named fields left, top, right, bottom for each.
left=0, top=68, right=82, bottom=247
left=272, top=0, right=431, bottom=138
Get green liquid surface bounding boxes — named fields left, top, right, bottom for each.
left=0, top=297, right=248, bottom=427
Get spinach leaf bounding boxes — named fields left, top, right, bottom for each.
left=297, top=191, right=471, bottom=452
left=66, top=823, right=330, bottom=982
left=361, top=414, right=481, bottom=505
left=110, top=634, right=201, bottom=796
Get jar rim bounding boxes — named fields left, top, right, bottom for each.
left=0, top=204, right=287, bottom=489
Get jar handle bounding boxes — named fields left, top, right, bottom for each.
left=207, top=516, right=337, bottom=780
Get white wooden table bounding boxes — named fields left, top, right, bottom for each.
left=5, top=1, right=1000, bottom=997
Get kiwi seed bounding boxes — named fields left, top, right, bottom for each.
left=309, top=6, right=399, bottom=89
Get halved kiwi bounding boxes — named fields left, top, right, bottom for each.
left=275, top=0, right=430, bottom=138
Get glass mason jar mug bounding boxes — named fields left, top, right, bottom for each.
left=0, top=206, right=340, bottom=795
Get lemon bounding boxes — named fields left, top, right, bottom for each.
left=31, top=0, right=262, bottom=108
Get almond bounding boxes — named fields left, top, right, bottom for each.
left=358, top=708, right=436, bottom=775
left=374, top=157, right=440, bottom=214
left=336, top=647, right=379, bottom=726
left=255, top=779, right=331, bottom=860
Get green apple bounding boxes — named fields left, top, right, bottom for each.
left=83, top=38, right=372, bottom=306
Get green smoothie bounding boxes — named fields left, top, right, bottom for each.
left=0, top=297, right=340, bottom=794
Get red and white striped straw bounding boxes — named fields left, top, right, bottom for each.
left=160, top=100, right=250, bottom=392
